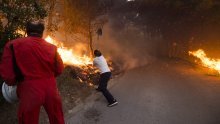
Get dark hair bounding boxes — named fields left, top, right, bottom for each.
left=26, top=20, right=45, bottom=37
left=94, top=50, right=102, bottom=57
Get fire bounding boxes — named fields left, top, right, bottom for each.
left=44, top=35, right=115, bottom=87
left=45, top=36, right=92, bottom=66
left=16, top=29, right=26, bottom=36
left=189, top=49, right=220, bottom=73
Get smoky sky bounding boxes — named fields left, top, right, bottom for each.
left=95, top=0, right=220, bottom=69
left=94, top=1, right=162, bottom=69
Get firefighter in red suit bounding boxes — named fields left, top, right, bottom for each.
left=0, top=21, right=65, bottom=124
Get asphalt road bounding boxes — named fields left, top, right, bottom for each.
left=67, top=60, right=220, bottom=124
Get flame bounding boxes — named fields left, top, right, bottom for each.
left=89, top=83, right=94, bottom=87
left=16, top=29, right=26, bottom=36
left=189, top=49, right=220, bottom=73
left=45, top=36, right=92, bottom=66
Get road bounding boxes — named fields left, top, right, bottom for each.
left=67, top=60, right=220, bottom=124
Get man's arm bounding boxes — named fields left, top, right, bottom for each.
left=93, top=57, right=98, bottom=67
left=0, top=42, right=17, bottom=85
left=54, top=48, right=64, bottom=77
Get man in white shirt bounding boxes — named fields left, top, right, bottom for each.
left=93, top=50, right=118, bottom=107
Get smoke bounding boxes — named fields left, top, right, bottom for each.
left=88, top=0, right=166, bottom=70
left=47, top=0, right=163, bottom=70
left=94, top=17, right=160, bottom=70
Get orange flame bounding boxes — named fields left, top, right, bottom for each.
left=189, top=49, right=220, bottom=73
left=45, top=36, right=92, bottom=66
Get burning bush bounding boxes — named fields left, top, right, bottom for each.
left=64, top=59, right=123, bottom=87
left=45, top=35, right=124, bottom=85
left=189, top=49, right=220, bottom=76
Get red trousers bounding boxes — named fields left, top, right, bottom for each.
left=17, top=78, right=65, bottom=124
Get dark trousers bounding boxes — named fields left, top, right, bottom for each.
left=98, top=72, right=115, bottom=103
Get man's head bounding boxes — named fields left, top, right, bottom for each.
left=26, top=20, right=45, bottom=37
left=94, top=50, right=102, bottom=57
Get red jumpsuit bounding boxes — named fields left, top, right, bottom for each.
left=0, top=36, right=65, bottom=124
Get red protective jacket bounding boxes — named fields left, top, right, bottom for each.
left=0, top=36, right=65, bottom=124
left=0, top=36, right=63, bottom=85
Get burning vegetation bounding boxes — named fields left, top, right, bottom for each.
left=45, top=36, right=122, bottom=86
left=45, top=36, right=92, bottom=65
left=189, top=49, right=220, bottom=75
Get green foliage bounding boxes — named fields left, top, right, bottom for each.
left=0, top=1, right=48, bottom=94
left=0, top=0, right=47, bottom=53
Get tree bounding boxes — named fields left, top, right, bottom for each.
left=60, top=0, right=113, bottom=57
left=0, top=0, right=47, bottom=54
left=0, top=0, right=49, bottom=102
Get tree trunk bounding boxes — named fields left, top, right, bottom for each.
left=88, top=19, right=94, bottom=58
left=89, top=30, right=94, bottom=58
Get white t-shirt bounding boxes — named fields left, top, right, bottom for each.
left=93, top=55, right=110, bottom=74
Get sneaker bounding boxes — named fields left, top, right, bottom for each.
left=107, top=100, right=118, bottom=107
